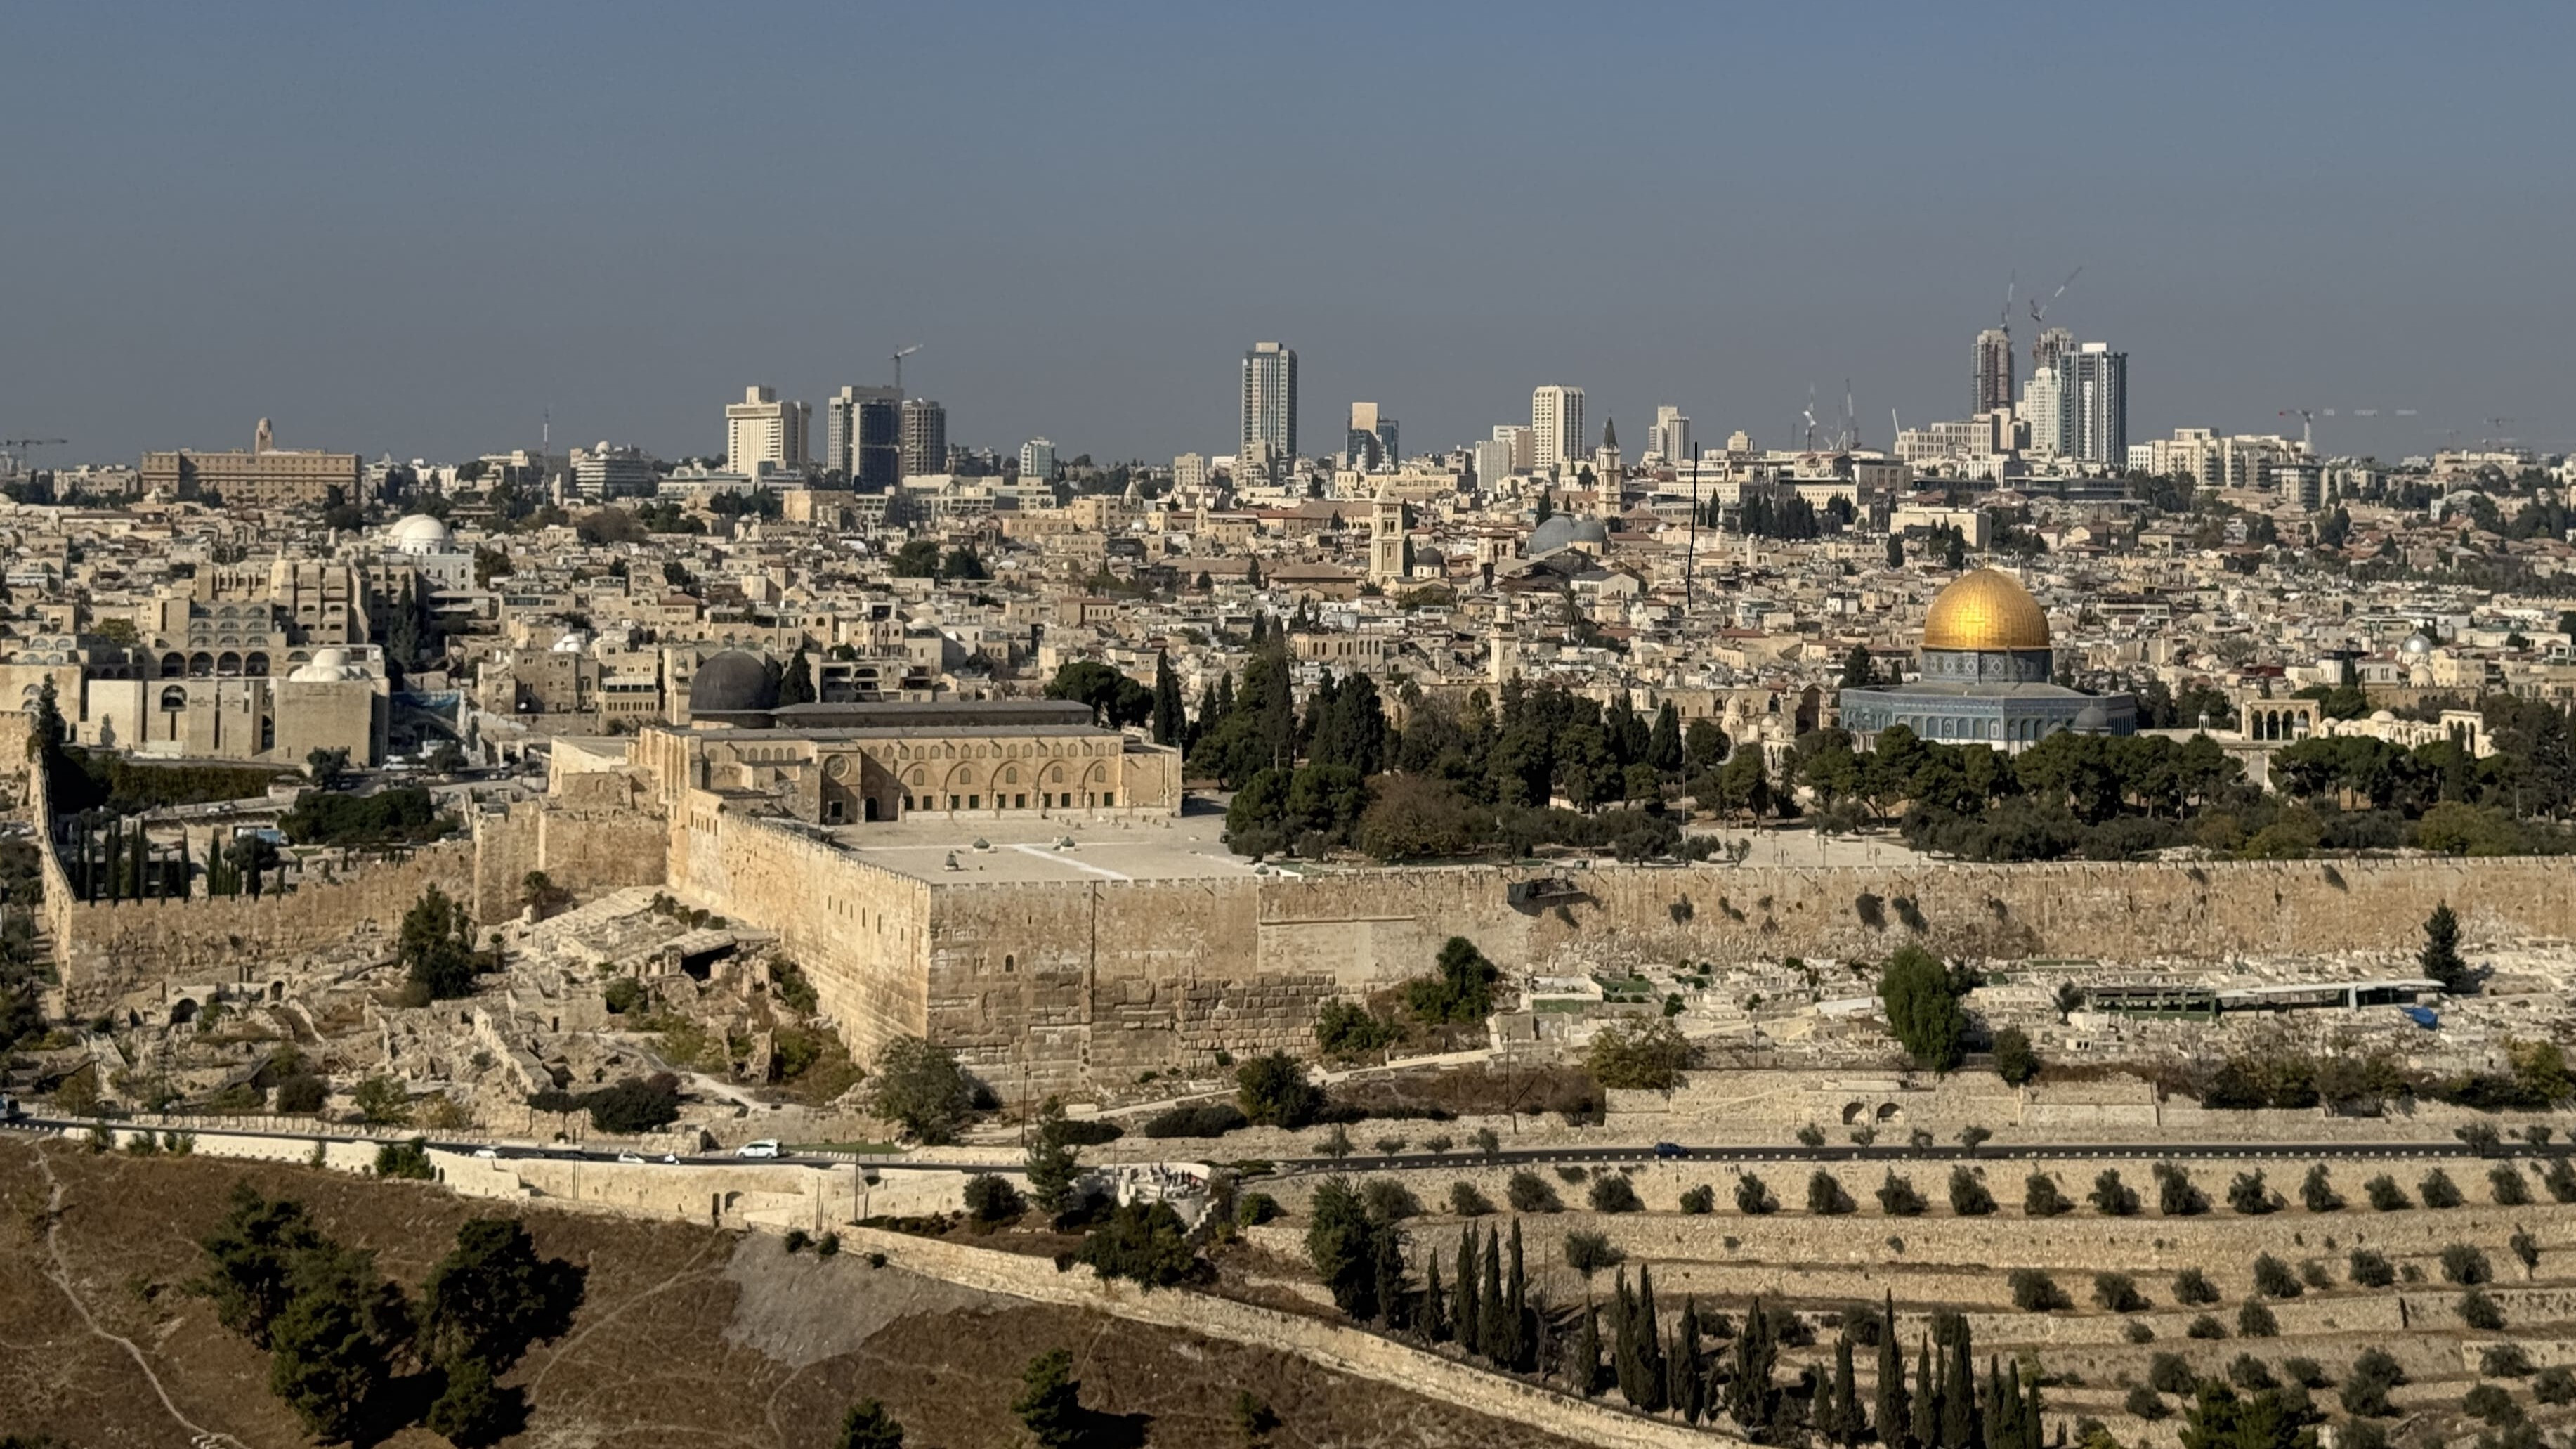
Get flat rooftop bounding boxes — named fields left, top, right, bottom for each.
left=818, top=807, right=1267, bottom=884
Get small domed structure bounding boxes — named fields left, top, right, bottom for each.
left=289, top=646, right=370, bottom=682
left=388, top=514, right=455, bottom=554
left=1528, top=514, right=1608, bottom=556
left=2401, top=631, right=2436, bottom=656
left=688, top=649, right=778, bottom=715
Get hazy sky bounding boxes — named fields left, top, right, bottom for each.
left=5, top=3, right=2570, bottom=469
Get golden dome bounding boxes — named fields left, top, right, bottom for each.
left=1921, top=568, right=2051, bottom=651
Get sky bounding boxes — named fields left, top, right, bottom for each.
left=4, top=3, right=2572, bottom=471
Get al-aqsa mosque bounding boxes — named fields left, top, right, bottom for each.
left=1838, top=567, right=2134, bottom=751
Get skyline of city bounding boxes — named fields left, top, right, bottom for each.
left=5, top=5, right=2570, bottom=467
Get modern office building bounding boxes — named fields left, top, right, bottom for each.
left=2065, top=344, right=2129, bottom=465
left=1974, top=328, right=2015, bottom=415
left=1531, top=384, right=1586, bottom=466
left=1344, top=402, right=1398, bottom=471
left=726, top=387, right=809, bottom=476
left=825, top=386, right=901, bottom=487
left=901, top=399, right=948, bottom=479
left=1652, top=405, right=1692, bottom=464
left=140, top=419, right=361, bottom=509
left=2020, top=365, right=2068, bottom=456
left=571, top=443, right=656, bottom=500
left=1019, top=437, right=1057, bottom=482
left=1492, top=424, right=1536, bottom=472
left=1172, top=453, right=1209, bottom=493
left=1240, top=342, right=1298, bottom=474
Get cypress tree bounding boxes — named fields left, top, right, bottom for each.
left=1479, top=1226, right=1505, bottom=1365
left=2022, top=1360, right=2044, bottom=1449
left=1371, top=1221, right=1408, bottom=1330
left=1878, top=1294, right=1911, bottom=1449
left=1940, top=1318, right=1977, bottom=1449
left=1730, top=1292, right=1776, bottom=1429
left=1611, top=1270, right=1642, bottom=1407
left=1503, top=1219, right=1528, bottom=1370
left=1151, top=651, right=1184, bottom=746
left=1911, top=1336, right=1939, bottom=1449
left=1454, top=1227, right=1481, bottom=1358
left=1423, top=1256, right=1447, bottom=1342
left=1833, top=1334, right=1864, bottom=1445
left=1573, top=1304, right=1602, bottom=1396
left=129, top=823, right=148, bottom=900
left=1672, top=1297, right=1705, bottom=1424
left=1633, top=1265, right=1668, bottom=1411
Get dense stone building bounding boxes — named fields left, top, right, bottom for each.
left=1837, top=567, right=2134, bottom=750
left=632, top=665, right=1182, bottom=825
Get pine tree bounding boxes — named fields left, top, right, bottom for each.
left=1454, top=1227, right=1481, bottom=1358
left=1479, top=1226, right=1505, bottom=1364
left=1878, top=1294, right=1911, bottom=1449
left=2421, top=902, right=2468, bottom=992
left=1633, top=1264, right=1668, bottom=1411
left=1649, top=700, right=1684, bottom=773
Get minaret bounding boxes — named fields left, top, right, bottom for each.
left=1368, top=481, right=1406, bottom=585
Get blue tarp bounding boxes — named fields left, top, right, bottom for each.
left=2402, top=1006, right=2440, bottom=1029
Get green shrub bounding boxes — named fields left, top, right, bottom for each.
left=1876, top=1172, right=1928, bottom=1217
left=2299, top=1164, right=2343, bottom=1211
left=2229, top=1354, right=2278, bottom=1389
left=1448, top=1182, right=1493, bottom=1217
left=2236, top=1301, right=2278, bottom=1338
left=2187, top=1313, right=2227, bottom=1339
left=2347, top=1248, right=2395, bottom=1287
left=2252, top=1254, right=2303, bottom=1299
left=1142, top=1103, right=1248, bottom=1138
left=2419, top=1169, right=2463, bottom=1209
left=1588, top=1175, right=1642, bottom=1214
left=1949, top=1167, right=1996, bottom=1216
left=2462, top=1383, right=2522, bottom=1428
left=374, top=1138, right=434, bottom=1180
left=1734, top=1173, right=1777, bottom=1215
left=2441, top=1242, right=2492, bottom=1285
left=1807, top=1171, right=1857, bottom=1215
left=2483, top=1344, right=2535, bottom=1378
left=2532, top=1365, right=2576, bottom=1404
left=2009, top=1268, right=2070, bottom=1311
left=2093, top=1273, right=2147, bottom=1313
left=2125, top=1385, right=2169, bottom=1420
left=1507, top=1171, right=1562, bottom=1214
left=2458, top=1287, right=2505, bottom=1330
left=2173, top=1267, right=2222, bottom=1305
left=2023, top=1174, right=2072, bottom=1216
left=1678, top=1184, right=1715, bottom=1215
left=2362, top=1174, right=2409, bottom=1210
left=2148, top=1353, right=2197, bottom=1395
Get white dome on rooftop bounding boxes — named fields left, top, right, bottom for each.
left=388, top=514, right=455, bottom=553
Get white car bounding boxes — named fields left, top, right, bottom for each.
left=660, top=1153, right=680, bottom=1164
left=615, top=1152, right=644, bottom=1164
left=734, top=1139, right=784, bottom=1159
left=471, top=1147, right=499, bottom=1159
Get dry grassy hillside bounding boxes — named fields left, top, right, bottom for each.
left=0, top=1137, right=1585, bottom=1449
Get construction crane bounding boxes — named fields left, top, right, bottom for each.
left=0, top=438, right=67, bottom=476
left=2279, top=410, right=2316, bottom=453
left=2029, top=266, right=2082, bottom=327
left=890, top=344, right=922, bottom=394
left=2483, top=417, right=2516, bottom=447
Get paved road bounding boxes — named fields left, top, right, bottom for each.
left=13, top=1113, right=2556, bottom=1181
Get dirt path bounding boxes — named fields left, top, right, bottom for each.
left=28, top=1143, right=248, bottom=1449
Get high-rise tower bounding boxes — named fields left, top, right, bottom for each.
left=2064, top=344, right=2128, bottom=464
left=900, top=398, right=948, bottom=478
left=1975, top=328, right=2015, bottom=414
left=726, top=386, right=809, bottom=474
left=1240, top=342, right=1298, bottom=479
left=1531, top=384, right=1586, bottom=466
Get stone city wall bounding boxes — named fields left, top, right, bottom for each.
left=663, top=793, right=934, bottom=1060
left=55, top=839, right=476, bottom=1011
left=660, top=800, right=2576, bottom=1096
left=467, top=799, right=668, bottom=923
left=837, top=1224, right=1742, bottom=1449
